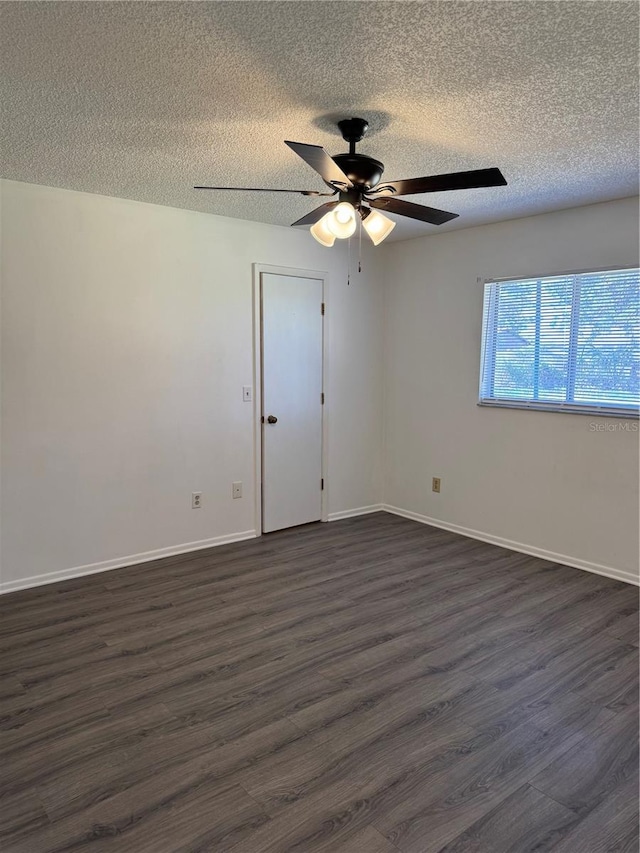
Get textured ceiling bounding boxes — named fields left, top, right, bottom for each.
left=1, top=1, right=638, bottom=241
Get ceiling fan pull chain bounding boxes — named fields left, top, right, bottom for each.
left=358, top=216, right=362, bottom=273
left=347, top=235, right=351, bottom=286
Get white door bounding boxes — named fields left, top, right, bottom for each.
left=261, top=273, right=324, bottom=533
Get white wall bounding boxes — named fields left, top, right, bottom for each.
left=383, top=197, right=640, bottom=583
left=0, top=179, right=384, bottom=590
left=2, top=183, right=637, bottom=592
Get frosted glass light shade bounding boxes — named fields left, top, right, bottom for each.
left=362, top=208, right=396, bottom=245
left=326, top=202, right=357, bottom=239
left=310, top=214, right=336, bottom=247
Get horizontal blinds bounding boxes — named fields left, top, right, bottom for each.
left=480, top=268, right=640, bottom=414
left=573, top=270, right=639, bottom=407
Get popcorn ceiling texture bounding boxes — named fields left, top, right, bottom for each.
left=1, top=1, right=638, bottom=241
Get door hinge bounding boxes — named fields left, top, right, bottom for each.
left=321, top=392, right=325, bottom=405
left=321, top=478, right=324, bottom=490
left=321, top=302, right=325, bottom=316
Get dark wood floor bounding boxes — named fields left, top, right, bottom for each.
left=0, top=513, right=638, bottom=852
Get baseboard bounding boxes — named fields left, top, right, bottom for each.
left=383, top=505, right=639, bottom=587
left=328, top=504, right=385, bottom=522
left=0, top=530, right=258, bottom=595
left=3, top=507, right=636, bottom=593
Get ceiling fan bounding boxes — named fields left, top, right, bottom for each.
left=195, top=118, right=507, bottom=246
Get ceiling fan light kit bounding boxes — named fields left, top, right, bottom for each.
left=310, top=203, right=395, bottom=247
left=195, top=116, right=507, bottom=248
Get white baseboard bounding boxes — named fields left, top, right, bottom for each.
left=383, top=505, right=639, bottom=587
left=0, top=530, right=257, bottom=595
left=3, top=506, right=636, bottom=594
left=328, top=504, right=384, bottom=522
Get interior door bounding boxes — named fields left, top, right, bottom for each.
left=261, top=273, right=323, bottom=533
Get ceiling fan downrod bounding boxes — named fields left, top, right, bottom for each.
left=337, top=117, right=369, bottom=154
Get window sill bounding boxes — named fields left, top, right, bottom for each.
left=477, top=400, right=640, bottom=419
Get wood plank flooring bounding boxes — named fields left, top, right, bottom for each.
left=0, top=513, right=638, bottom=852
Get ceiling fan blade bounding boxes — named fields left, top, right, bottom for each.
left=285, top=141, right=353, bottom=190
left=370, top=168, right=507, bottom=197
left=290, top=201, right=339, bottom=227
left=194, top=186, right=336, bottom=196
left=369, top=197, right=458, bottom=226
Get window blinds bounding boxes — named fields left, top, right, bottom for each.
left=479, top=268, right=640, bottom=416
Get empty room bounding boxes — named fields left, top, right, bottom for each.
left=0, top=2, right=638, bottom=851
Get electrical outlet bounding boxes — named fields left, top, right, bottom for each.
left=192, top=492, right=202, bottom=508
left=242, top=386, right=252, bottom=402
left=432, top=477, right=441, bottom=493
left=232, top=481, right=242, bottom=499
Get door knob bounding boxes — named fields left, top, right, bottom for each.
left=267, top=415, right=278, bottom=424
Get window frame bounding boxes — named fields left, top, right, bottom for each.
left=478, top=265, right=640, bottom=419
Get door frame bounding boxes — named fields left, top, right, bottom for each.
left=252, top=263, right=329, bottom=537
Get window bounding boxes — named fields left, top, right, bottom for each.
left=479, top=267, right=640, bottom=417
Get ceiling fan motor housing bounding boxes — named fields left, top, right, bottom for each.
left=331, top=154, right=385, bottom=193
left=330, top=118, right=384, bottom=193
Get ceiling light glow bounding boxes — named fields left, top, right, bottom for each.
left=362, top=208, right=396, bottom=245
left=310, top=213, right=337, bottom=247
left=326, top=202, right=357, bottom=239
